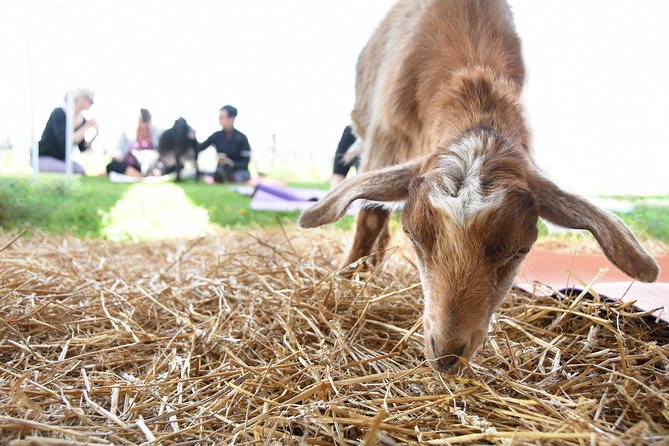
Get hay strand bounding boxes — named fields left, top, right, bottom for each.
left=0, top=228, right=667, bottom=444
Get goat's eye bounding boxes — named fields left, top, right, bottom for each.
left=498, top=247, right=531, bottom=265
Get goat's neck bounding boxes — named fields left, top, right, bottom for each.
left=428, top=65, right=530, bottom=153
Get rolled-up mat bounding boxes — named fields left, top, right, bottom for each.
left=516, top=250, right=669, bottom=323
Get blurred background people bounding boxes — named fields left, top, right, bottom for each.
left=200, top=105, right=252, bottom=183
left=106, top=108, right=162, bottom=177
left=37, top=87, right=99, bottom=174
left=330, top=124, right=358, bottom=188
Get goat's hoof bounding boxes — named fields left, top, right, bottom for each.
left=338, top=260, right=369, bottom=279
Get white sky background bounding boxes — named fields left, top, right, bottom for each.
left=1, top=0, right=667, bottom=195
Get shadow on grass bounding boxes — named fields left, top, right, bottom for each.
left=0, top=175, right=132, bottom=238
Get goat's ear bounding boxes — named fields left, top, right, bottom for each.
left=299, top=158, right=424, bottom=228
left=533, top=173, right=659, bottom=282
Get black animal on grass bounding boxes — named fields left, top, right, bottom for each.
left=156, top=117, right=199, bottom=181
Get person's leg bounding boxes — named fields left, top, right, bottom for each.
left=125, top=153, right=144, bottom=177
left=213, top=165, right=228, bottom=183
left=107, top=160, right=142, bottom=177
left=107, top=160, right=126, bottom=174
left=38, top=156, right=86, bottom=174
left=331, top=155, right=359, bottom=188
left=330, top=173, right=346, bottom=188
left=232, top=169, right=251, bottom=183
left=38, top=156, right=67, bottom=173
left=124, top=166, right=142, bottom=177
left=72, top=161, right=86, bottom=175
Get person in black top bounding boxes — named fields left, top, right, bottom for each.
left=37, top=87, right=99, bottom=174
left=199, top=105, right=252, bottom=183
left=331, top=124, right=359, bottom=187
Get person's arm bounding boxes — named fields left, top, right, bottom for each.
left=87, top=120, right=99, bottom=145
left=198, top=134, right=214, bottom=152
left=73, top=119, right=97, bottom=144
left=239, top=134, right=251, bottom=169
left=335, top=125, right=356, bottom=159
left=74, top=118, right=98, bottom=151
left=331, top=125, right=357, bottom=186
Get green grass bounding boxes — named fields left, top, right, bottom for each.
left=0, top=175, right=354, bottom=242
left=536, top=198, right=669, bottom=247
left=0, top=175, right=133, bottom=238
left=617, top=205, right=669, bottom=243
left=598, top=194, right=669, bottom=242
left=1, top=174, right=667, bottom=245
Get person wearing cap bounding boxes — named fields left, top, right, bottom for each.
left=199, top=105, right=252, bottom=183
left=37, top=87, right=99, bottom=174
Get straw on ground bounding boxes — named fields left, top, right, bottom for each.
left=0, top=228, right=667, bottom=444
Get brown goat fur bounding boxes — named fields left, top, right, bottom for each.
left=300, top=0, right=659, bottom=373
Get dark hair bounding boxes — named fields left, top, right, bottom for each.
left=140, top=108, right=152, bottom=123
left=220, top=105, right=238, bottom=118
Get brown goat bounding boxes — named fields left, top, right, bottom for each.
left=299, top=0, right=659, bottom=373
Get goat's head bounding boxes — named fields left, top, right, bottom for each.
left=299, top=129, right=659, bottom=373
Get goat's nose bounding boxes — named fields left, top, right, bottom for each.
left=435, top=354, right=459, bottom=371
left=431, top=337, right=466, bottom=372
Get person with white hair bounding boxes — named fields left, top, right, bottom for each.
left=37, top=87, right=99, bottom=174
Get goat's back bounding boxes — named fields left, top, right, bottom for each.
left=352, top=0, right=525, bottom=169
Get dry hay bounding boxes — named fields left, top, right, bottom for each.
left=0, top=228, right=667, bottom=445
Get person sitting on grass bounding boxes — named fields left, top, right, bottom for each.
left=106, top=109, right=163, bottom=177
left=37, top=87, right=99, bottom=175
left=199, top=105, right=252, bottom=183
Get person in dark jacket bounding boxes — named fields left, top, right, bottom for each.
left=37, top=87, right=99, bottom=174
left=199, top=105, right=252, bottom=183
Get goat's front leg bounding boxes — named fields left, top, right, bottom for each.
left=343, top=207, right=391, bottom=271
left=371, top=216, right=391, bottom=266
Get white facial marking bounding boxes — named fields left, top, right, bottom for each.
left=417, top=262, right=432, bottom=314
left=361, top=200, right=405, bottom=213
left=429, top=133, right=505, bottom=224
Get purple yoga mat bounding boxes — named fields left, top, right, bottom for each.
left=245, top=183, right=360, bottom=214
left=249, top=185, right=328, bottom=212
left=254, top=183, right=303, bottom=201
